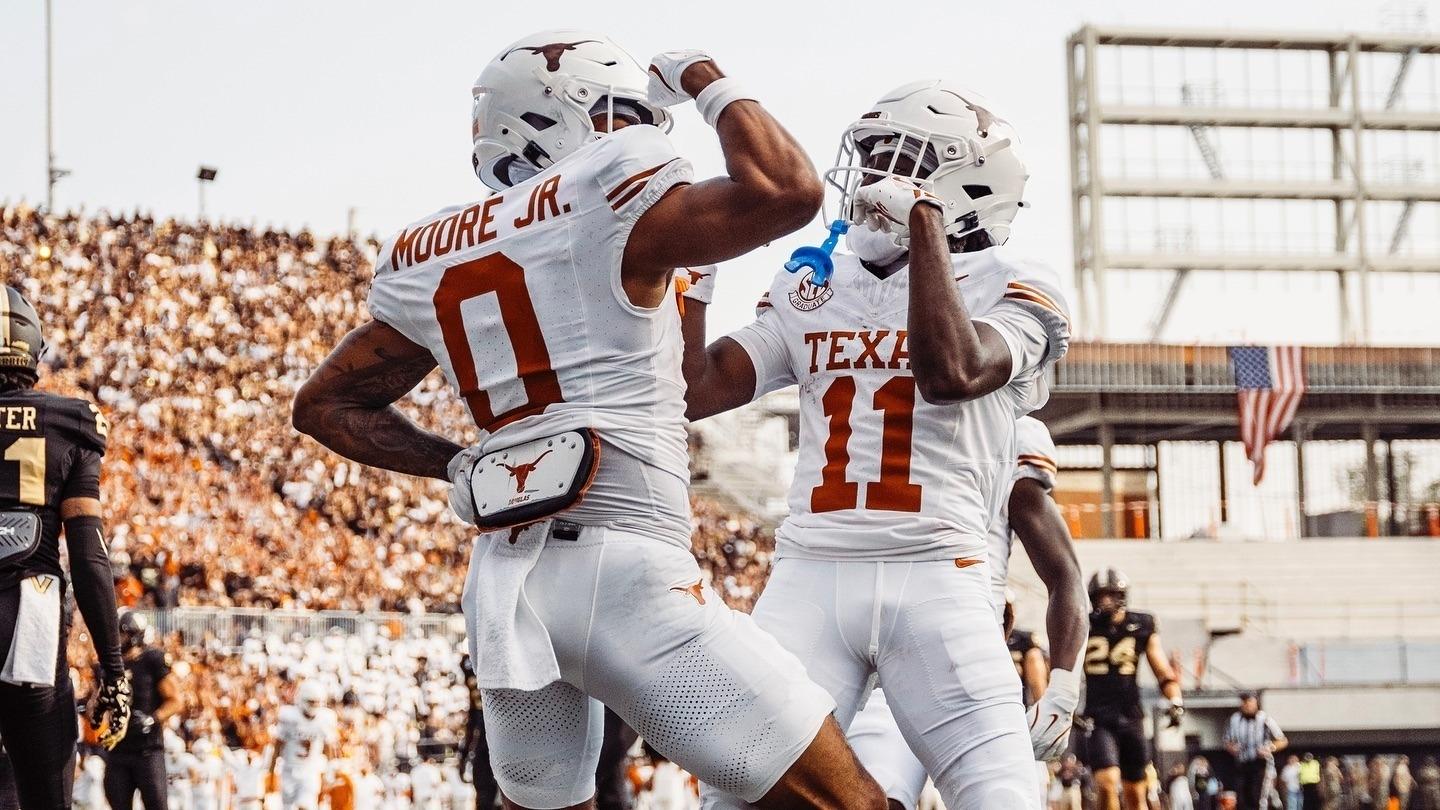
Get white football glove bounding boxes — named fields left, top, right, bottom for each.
left=852, top=176, right=945, bottom=234
left=1027, top=668, right=1081, bottom=762
left=447, top=446, right=484, bottom=526
left=676, top=265, right=718, bottom=305
left=646, top=50, right=713, bottom=108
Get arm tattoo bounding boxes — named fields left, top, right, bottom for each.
left=298, top=326, right=464, bottom=481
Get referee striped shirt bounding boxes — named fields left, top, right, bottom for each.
left=1224, top=710, right=1284, bottom=762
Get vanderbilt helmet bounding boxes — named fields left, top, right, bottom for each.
left=118, top=609, right=151, bottom=651
left=471, top=30, right=671, bottom=191
left=826, top=80, right=1027, bottom=248
left=1087, top=567, right=1130, bottom=609
left=0, top=286, right=48, bottom=379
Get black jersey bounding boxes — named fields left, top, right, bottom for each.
left=1008, top=629, right=1038, bottom=676
left=0, top=388, right=108, bottom=591
left=1081, top=610, right=1157, bottom=721
left=109, top=647, right=171, bottom=753
left=1008, top=628, right=1043, bottom=704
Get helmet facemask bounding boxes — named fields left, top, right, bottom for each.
left=825, top=84, right=1029, bottom=251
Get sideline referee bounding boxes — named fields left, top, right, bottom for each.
left=1223, top=691, right=1288, bottom=810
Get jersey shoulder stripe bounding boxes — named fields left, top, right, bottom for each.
left=589, top=125, right=692, bottom=218
left=1004, top=281, right=1068, bottom=323
left=1017, top=454, right=1058, bottom=474
left=605, top=159, right=680, bottom=209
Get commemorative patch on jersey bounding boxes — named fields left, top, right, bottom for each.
left=788, top=270, right=833, bottom=312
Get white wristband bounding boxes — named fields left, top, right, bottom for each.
left=1045, top=668, right=1082, bottom=715
left=695, top=77, right=756, bottom=128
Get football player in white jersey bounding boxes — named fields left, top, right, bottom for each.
left=223, top=746, right=270, bottom=810
left=681, top=81, right=1072, bottom=810
left=292, top=31, right=884, bottom=810
left=988, top=416, right=1087, bottom=761
left=843, top=416, right=1088, bottom=810
left=269, top=682, right=338, bottom=810
left=165, top=732, right=197, bottom=810
left=188, top=737, right=225, bottom=810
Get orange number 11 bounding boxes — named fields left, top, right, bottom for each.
left=811, top=375, right=922, bottom=514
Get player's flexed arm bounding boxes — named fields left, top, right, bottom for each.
left=679, top=268, right=760, bottom=421
left=871, top=184, right=1015, bottom=404
left=626, top=54, right=822, bottom=282
left=292, top=322, right=461, bottom=481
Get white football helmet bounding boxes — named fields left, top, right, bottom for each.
left=826, top=80, right=1028, bottom=246
left=297, top=681, right=326, bottom=718
left=472, top=30, right=671, bottom=190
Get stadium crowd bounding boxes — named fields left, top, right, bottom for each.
left=2, top=202, right=775, bottom=807
left=0, top=203, right=774, bottom=616
left=11, top=204, right=1439, bottom=810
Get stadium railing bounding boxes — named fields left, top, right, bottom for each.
left=1052, top=342, right=1440, bottom=393
left=135, top=607, right=466, bottom=650
left=1294, top=639, right=1440, bottom=686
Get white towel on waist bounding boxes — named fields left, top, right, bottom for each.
left=462, top=521, right=561, bottom=691
left=1, top=573, right=62, bottom=686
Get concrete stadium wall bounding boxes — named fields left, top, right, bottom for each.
left=1006, top=538, right=1440, bottom=641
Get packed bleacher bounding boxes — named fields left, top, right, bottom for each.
left=0, top=201, right=785, bottom=807
left=0, top=203, right=774, bottom=616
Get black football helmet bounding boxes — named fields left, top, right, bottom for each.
left=118, top=609, right=151, bottom=650
left=0, top=286, right=47, bottom=377
left=1088, top=567, right=1129, bottom=613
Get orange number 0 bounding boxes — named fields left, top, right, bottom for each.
left=811, top=375, right=922, bottom=513
left=433, top=253, right=564, bottom=433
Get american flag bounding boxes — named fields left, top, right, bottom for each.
left=1229, top=346, right=1307, bottom=484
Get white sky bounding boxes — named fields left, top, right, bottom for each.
left=2, top=0, right=1437, bottom=339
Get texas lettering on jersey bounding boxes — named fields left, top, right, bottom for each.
left=803, top=330, right=911, bottom=374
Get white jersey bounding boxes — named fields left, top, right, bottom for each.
left=985, top=416, right=1060, bottom=610
left=167, top=751, right=197, bottom=810
left=190, top=752, right=226, bottom=810
left=224, top=747, right=269, bottom=807
left=355, top=772, right=385, bottom=810
left=383, top=772, right=411, bottom=810
left=275, top=706, right=338, bottom=777
left=410, top=762, right=444, bottom=810
left=368, top=125, right=695, bottom=545
left=729, top=248, right=1070, bottom=561
left=648, top=762, right=697, bottom=810
left=74, top=755, right=107, bottom=810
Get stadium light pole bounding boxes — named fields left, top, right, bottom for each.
left=197, top=166, right=218, bottom=221
left=44, top=0, right=70, bottom=211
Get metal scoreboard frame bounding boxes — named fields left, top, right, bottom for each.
left=1067, top=26, right=1440, bottom=342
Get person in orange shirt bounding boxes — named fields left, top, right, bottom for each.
left=112, top=552, right=144, bottom=607
left=323, top=763, right=355, bottom=810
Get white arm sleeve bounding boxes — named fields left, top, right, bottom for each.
left=724, top=305, right=796, bottom=400
left=976, top=301, right=1058, bottom=413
